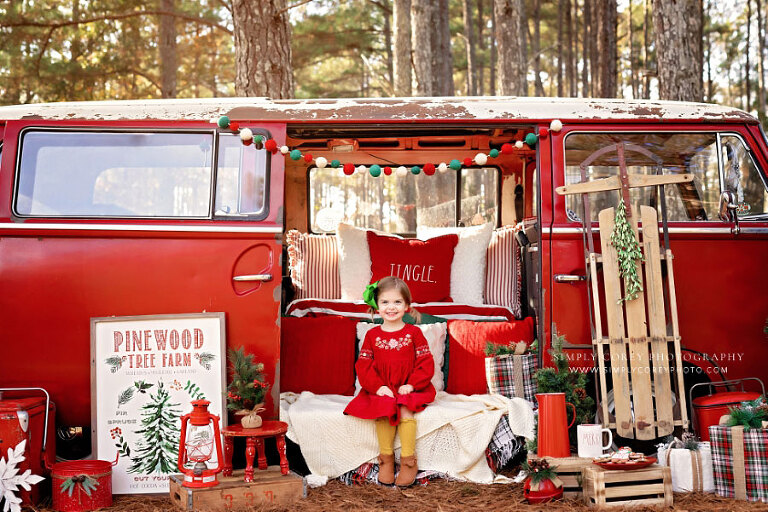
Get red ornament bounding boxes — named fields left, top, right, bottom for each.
left=501, top=143, right=513, bottom=154
left=303, top=153, right=313, bottom=163
left=229, top=122, right=240, bottom=132
left=264, top=139, right=278, bottom=153
left=463, top=157, right=473, bottom=167
left=343, top=163, right=355, bottom=175
left=423, top=163, right=436, bottom=175
left=383, top=166, right=392, bottom=175
left=539, top=128, right=549, bottom=138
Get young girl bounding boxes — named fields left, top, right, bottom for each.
left=343, top=276, right=436, bottom=487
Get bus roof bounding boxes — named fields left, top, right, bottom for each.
left=0, top=96, right=755, bottom=124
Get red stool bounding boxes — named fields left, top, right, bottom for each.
left=221, top=421, right=289, bottom=482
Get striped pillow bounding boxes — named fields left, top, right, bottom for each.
left=286, top=230, right=341, bottom=299
left=484, top=226, right=522, bottom=318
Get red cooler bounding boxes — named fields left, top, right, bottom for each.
left=0, top=388, right=56, bottom=506
left=690, top=378, right=765, bottom=442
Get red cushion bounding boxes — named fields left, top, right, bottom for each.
left=446, top=318, right=535, bottom=395
left=281, top=316, right=358, bottom=395
left=366, top=231, right=458, bottom=303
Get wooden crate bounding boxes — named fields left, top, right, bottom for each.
left=582, top=465, right=672, bottom=508
left=528, top=453, right=593, bottom=498
left=169, top=468, right=306, bottom=511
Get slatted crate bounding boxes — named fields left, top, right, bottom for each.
left=528, top=453, right=593, bottom=498
left=582, top=465, right=672, bottom=508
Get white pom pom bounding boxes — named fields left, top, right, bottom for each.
left=474, top=153, right=488, bottom=166
left=239, top=128, right=253, bottom=142
left=280, top=145, right=290, bottom=154
left=550, top=119, right=563, bottom=132
left=438, top=162, right=448, bottom=173
left=315, top=156, right=328, bottom=168
left=396, top=166, right=408, bottom=177
left=515, top=140, right=524, bottom=149
left=356, top=165, right=367, bottom=174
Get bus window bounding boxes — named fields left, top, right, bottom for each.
left=721, top=134, right=768, bottom=219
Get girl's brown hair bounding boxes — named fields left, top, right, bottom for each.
left=371, top=276, right=421, bottom=323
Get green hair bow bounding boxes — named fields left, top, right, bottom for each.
left=363, top=281, right=379, bottom=309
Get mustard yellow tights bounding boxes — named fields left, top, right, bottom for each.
left=375, top=418, right=397, bottom=455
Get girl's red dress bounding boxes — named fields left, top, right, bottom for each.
left=344, top=323, right=436, bottom=425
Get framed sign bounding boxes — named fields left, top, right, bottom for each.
left=91, top=313, right=226, bottom=494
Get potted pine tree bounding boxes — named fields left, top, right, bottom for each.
left=522, top=458, right=563, bottom=504
left=227, top=347, right=269, bottom=428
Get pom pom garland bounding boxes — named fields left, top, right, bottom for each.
left=331, top=159, right=341, bottom=168
left=474, top=153, right=488, bottom=166
left=264, top=139, right=278, bottom=153
left=538, top=128, right=549, bottom=138
left=423, top=163, right=436, bottom=175
left=229, top=121, right=240, bottom=132
left=303, top=153, right=313, bottom=163
left=449, top=159, right=462, bottom=171
left=438, top=162, right=448, bottom=172
left=524, top=133, right=538, bottom=146
left=411, top=165, right=421, bottom=175
left=217, top=116, right=230, bottom=129
left=254, top=134, right=263, bottom=144
left=463, top=157, right=473, bottom=167
left=280, top=145, right=290, bottom=154
left=240, top=128, right=254, bottom=142
left=515, top=140, right=524, bottom=149
left=369, top=164, right=382, bottom=177
left=396, top=166, right=408, bottom=177
left=343, top=163, right=355, bottom=175
left=383, top=166, right=392, bottom=175
left=356, top=165, right=367, bottom=174
left=489, top=149, right=500, bottom=158
left=550, top=119, right=563, bottom=132
left=501, top=143, right=513, bottom=155
left=315, top=156, right=328, bottom=168
left=290, top=149, right=302, bottom=161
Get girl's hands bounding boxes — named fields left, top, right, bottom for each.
left=398, top=384, right=414, bottom=395
left=376, top=386, right=394, bottom=398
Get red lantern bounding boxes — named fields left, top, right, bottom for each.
left=177, top=400, right=224, bottom=488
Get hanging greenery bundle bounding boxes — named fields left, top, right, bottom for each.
left=610, top=199, right=644, bottom=302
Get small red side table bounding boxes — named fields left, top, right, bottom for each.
left=221, top=421, right=289, bottom=482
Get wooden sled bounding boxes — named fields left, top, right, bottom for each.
left=557, top=142, right=690, bottom=440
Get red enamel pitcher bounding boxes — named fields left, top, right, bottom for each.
left=536, top=392, right=576, bottom=458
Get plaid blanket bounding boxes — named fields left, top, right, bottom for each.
left=338, top=415, right=524, bottom=485
left=485, top=354, right=537, bottom=404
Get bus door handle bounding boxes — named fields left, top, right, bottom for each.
left=554, top=274, right=586, bottom=283
left=233, top=274, right=273, bottom=282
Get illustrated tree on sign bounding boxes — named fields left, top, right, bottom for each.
left=128, top=382, right=181, bottom=474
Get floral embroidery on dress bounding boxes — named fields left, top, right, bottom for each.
left=359, top=348, right=374, bottom=359
left=374, top=333, right=412, bottom=350
left=415, top=345, right=431, bottom=358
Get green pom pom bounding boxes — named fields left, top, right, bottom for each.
left=290, top=149, right=302, bottom=161
left=449, top=159, right=462, bottom=171
left=489, top=149, right=500, bottom=158
left=217, top=116, right=230, bottom=129
left=254, top=135, right=263, bottom=144
left=369, top=165, right=382, bottom=177
left=411, top=165, right=421, bottom=175
left=331, top=159, right=341, bottom=168
left=525, top=133, right=538, bottom=146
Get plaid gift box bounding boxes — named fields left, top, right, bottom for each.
left=485, top=353, right=537, bottom=403
left=709, top=424, right=768, bottom=502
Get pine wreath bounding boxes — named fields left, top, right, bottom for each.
left=610, top=199, right=644, bottom=302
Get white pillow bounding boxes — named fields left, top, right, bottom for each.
left=336, top=223, right=373, bottom=300
left=416, top=223, right=494, bottom=305
left=355, top=322, right=446, bottom=393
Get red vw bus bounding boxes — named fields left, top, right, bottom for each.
left=0, top=97, right=766, bottom=450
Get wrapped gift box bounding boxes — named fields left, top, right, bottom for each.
left=485, top=353, right=537, bottom=403
left=709, top=424, right=768, bottom=502
left=657, top=441, right=714, bottom=493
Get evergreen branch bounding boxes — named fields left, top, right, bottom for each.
left=117, top=387, right=135, bottom=408
left=196, top=352, right=216, bottom=371
left=183, top=380, right=205, bottom=400
left=610, top=199, right=644, bottom=302
left=105, top=356, right=123, bottom=373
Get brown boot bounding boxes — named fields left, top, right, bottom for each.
left=395, top=455, right=418, bottom=487
left=377, top=453, right=395, bottom=485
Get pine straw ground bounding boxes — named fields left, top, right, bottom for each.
left=31, top=478, right=768, bottom=512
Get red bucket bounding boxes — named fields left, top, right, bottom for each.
left=51, top=460, right=113, bottom=512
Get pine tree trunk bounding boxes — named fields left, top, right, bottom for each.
left=233, top=0, right=294, bottom=98
left=629, top=0, right=637, bottom=98
left=490, top=4, right=497, bottom=95
left=533, top=0, right=545, bottom=96
left=705, top=0, right=713, bottom=102
left=464, top=0, right=478, bottom=95
left=393, top=0, right=412, bottom=96
left=596, top=0, right=617, bottom=98
left=653, top=0, right=703, bottom=101
left=159, top=0, right=177, bottom=98
left=643, top=0, right=651, bottom=98
left=572, top=0, right=579, bottom=96
left=582, top=0, right=590, bottom=96
left=747, top=0, right=752, bottom=110
left=758, top=0, right=766, bottom=119
left=412, top=0, right=436, bottom=95
left=382, top=3, right=394, bottom=89
left=477, top=0, right=486, bottom=95
left=495, top=0, right=527, bottom=95
left=436, top=0, right=455, bottom=95
left=557, top=0, right=564, bottom=96
left=565, top=0, right=575, bottom=97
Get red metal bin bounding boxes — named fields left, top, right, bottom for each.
left=0, top=388, right=56, bottom=506
left=690, top=378, right=765, bottom=442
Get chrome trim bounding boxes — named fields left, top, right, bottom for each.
left=0, top=223, right=282, bottom=234
left=233, top=274, right=273, bottom=282
left=544, top=226, right=768, bottom=235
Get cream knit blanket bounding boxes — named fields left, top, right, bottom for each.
left=280, top=391, right=535, bottom=484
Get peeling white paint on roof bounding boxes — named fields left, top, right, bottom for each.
left=0, top=96, right=755, bottom=124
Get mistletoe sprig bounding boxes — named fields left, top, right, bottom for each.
left=60, top=475, right=99, bottom=498
left=610, top=199, right=644, bottom=302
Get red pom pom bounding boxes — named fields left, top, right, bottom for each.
left=383, top=166, right=392, bottom=175
left=243, top=138, right=252, bottom=146
left=343, top=163, right=355, bottom=175
left=463, top=157, right=473, bottom=167
left=304, top=153, right=313, bottom=163
left=264, top=139, right=278, bottom=153
left=229, top=122, right=240, bottom=132
left=501, top=143, right=513, bottom=154
left=539, top=128, right=549, bottom=138
left=423, top=163, right=436, bottom=175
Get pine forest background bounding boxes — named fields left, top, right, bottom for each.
left=1, top=0, right=766, bottom=121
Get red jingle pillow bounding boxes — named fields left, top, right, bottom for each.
left=446, top=318, right=535, bottom=395
left=366, top=231, right=458, bottom=303
left=280, top=316, right=358, bottom=395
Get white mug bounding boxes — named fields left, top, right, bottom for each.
left=577, top=424, right=613, bottom=458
